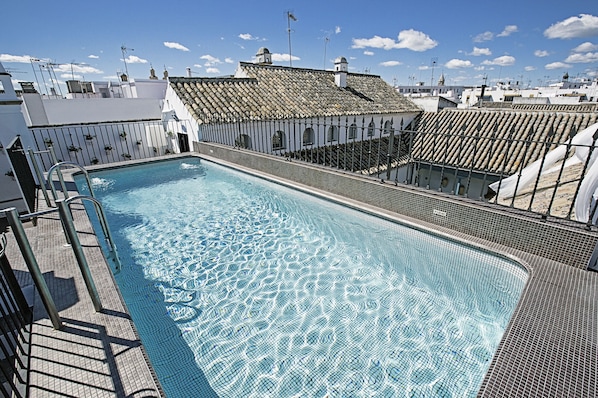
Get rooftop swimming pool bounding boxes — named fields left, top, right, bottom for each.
left=75, top=157, right=527, bottom=398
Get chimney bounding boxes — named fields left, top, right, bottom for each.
left=186, top=67, right=192, bottom=77
left=334, top=56, right=348, bottom=88
left=256, top=47, right=272, bottom=65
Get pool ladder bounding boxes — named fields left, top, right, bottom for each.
left=0, top=160, right=123, bottom=329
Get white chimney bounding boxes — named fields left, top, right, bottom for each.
left=186, top=67, right=192, bottom=77
left=334, top=56, right=348, bottom=88
left=256, top=47, right=272, bottom=65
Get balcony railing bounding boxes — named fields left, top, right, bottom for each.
left=29, top=119, right=192, bottom=170
left=201, top=115, right=598, bottom=227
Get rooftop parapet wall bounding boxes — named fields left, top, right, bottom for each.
left=196, top=141, right=598, bottom=269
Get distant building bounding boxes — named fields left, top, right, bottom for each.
left=163, top=49, right=422, bottom=153
left=460, top=75, right=598, bottom=107
left=396, top=73, right=469, bottom=107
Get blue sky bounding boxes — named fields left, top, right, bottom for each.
left=1, top=0, right=597, bottom=95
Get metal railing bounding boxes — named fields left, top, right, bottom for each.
left=0, top=233, right=33, bottom=398
left=201, top=115, right=598, bottom=226
left=29, top=119, right=192, bottom=170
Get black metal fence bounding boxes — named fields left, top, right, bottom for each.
left=0, top=233, right=33, bottom=398
left=201, top=115, right=598, bottom=226
left=29, top=119, right=193, bottom=170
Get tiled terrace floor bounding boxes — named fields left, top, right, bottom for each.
left=1, top=160, right=597, bottom=397
left=2, top=199, right=163, bottom=397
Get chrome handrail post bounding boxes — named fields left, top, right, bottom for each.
left=4, top=208, right=62, bottom=330
left=56, top=200, right=102, bottom=312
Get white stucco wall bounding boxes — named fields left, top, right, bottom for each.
left=21, top=95, right=164, bottom=126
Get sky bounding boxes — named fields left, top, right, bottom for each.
left=1, top=0, right=598, bottom=96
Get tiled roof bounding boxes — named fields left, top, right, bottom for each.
left=168, top=62, right=421, bottom=123
left=480, top=102, right=598, bottom=112
left=411, top=109, right=598, bottom=174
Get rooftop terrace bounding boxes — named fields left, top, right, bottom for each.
left=1, top=151, right=597, bottom=397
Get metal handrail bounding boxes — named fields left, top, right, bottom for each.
left=46, top=161, right=95, bottom=203
left=62, top=195, right=122, bottom=273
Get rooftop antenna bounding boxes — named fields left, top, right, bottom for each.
left=46, top=61, right=63, bottom=97
left=286, top=11, right=297, bottom=67
left=29, top=58, right=42, bottom=93
left=121, top=45, right=134, bottom=78
left=430, top=57, right=438, bottom=86
left=323, top=36, right=330, bottom=69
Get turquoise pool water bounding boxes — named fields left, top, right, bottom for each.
left=76, top=157, right=527, bottom=398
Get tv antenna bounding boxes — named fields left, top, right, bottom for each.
left=430, top=57, right=438, bottom=86
left=121, top=45, right=134, bottom=78
left=286, top=11, right=297, bottom=67
left=323, top=36, right=330, bottom=69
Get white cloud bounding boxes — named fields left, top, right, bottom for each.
left=0, top=54, right=37, bottom=63
left=224, top=58, right=234, bottom=64
left=534, top=50, right=550, bottom=57
left=497, top=25, right=518, bottom=37
left=364, top=51, right=374, bottom=56
left=205, top=67, right=221, bottom=74
left=380, top=60, right=402, bottom=67
left=335, top=26, right=341, bottom=34
left=482, top=55, right=516, bottom=66
left=445, top=59, right=473, bottom=69
left=193, top=64, right=202, bottom=69
left=564, top=52, right=598, bottom=63
left=572, top=41, right=598, bottom=52
left=473, top=31, right=494, bottom=43
left=352, top=35, right=400, bottom=50
left=352, top=29, right=437, bottom=52
left=164, top=42, right=190, bottom=52
left=395, top=29, right=437, bottom=51
left=271, top=53, right=300, bottom=62
left=60, top=73, right=81, bottom=79
left=124, top=55, right=148, bottom=64
left=88, top=54, right=99, bottom=59
left=545, top=61, right=571, bottom=70
left=54, top=63, right=103, bottom=75
left=544, top=14, right=598, bottom=39
left=470, top=47, right=491, bottom=56
left=238, top=33, right=264, bottom=41
left=200, top=54, right=221, bottom=66
left=524, top=66, right=536, bottom=72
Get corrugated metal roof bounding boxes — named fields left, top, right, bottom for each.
left=168, top=62, right=421, bottom=123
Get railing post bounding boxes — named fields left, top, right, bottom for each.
left=56, top=200, right=103, bottom=312
left=5, top=208, right=62, bottom=330
left=27, top=148, right=52, bottom=208
left=49, top=146, right=69, bottom=200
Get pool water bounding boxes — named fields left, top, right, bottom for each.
left=76, top=157, right=527, bottom=398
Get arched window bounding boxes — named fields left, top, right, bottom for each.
left=303, top=128, right=315, bottom=146
left=383, top=120, right=394, bottom=135
left=367, top=121, right=375, bottom=137
left=272, top=130, right=285, bottom=150
left=235, top=134, right=251, bottom=149
left=327, top=126, right=338, bottom=142
left=348, top=123, right=357, bottom=140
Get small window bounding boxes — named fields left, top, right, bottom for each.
left=272, top=130, right=285, bottom=150
left=235, top=134, right=251, bottom=149
left=348, top=124, right=357, bottom=140
left=367, top=121, right=375, bottom=137
left=303, top=128, right=314, bottom=146
left=327, top=126, right=338, bottom=142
